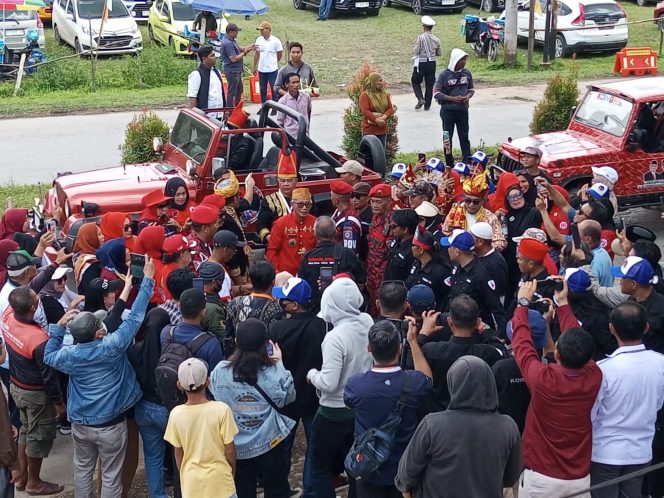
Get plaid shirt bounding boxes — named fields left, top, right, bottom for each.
left=187, top=233, right=213, bottom=274
left=158, top=300, right=182, bottom=325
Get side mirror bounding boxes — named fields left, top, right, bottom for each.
left=153, top=137, right=164, bottom=153
left=186, top=159, right=197, bottom=177
left=569, top=105, right=577, bottom=121
left=65, top=12, right=74, bottom=20
left=211, top=157, right=226, bottom=179
left=158, top=14, right=168, bottom=21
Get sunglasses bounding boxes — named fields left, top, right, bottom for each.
left=123, top=224, right=132, bottom=231
left=465, top=198, right=482, bottom=205
left=351, top=193, right=367, bottom=199
left=292, top=201, right=312, bottom=208
left=507, top=193, right=524, bottom=201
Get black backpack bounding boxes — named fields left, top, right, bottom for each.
left=155, top=326, right=213, bottom=411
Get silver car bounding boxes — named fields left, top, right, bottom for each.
left=0, top=9, right=46, bottom=51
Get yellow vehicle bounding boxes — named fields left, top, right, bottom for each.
left=147, top=0, right=198, bottom=55
left=38, top=1, right=52, bottom=22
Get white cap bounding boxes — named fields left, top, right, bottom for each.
left=588, top=183, right=609, bottom=198
left=390, top=163, right=408, bottom=178
left=591, top=166, right=618, bottom=185
left=469, top=222, right=493, bottom=241
left=178, top=358, right=208, bottom=392
left=51, top=267, right=72, bottom=280
left=415, top=201, right=439, bottom=218
left=421, top=15, right=436, bottom=26
left=335, top=160, right=364, bottom=177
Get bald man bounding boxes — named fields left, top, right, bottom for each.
left=579, top=219, right=613, bottom=287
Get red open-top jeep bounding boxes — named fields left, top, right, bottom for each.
left=44, top=101, right=386, bottom=246
left=498, top=77, right=664, bottom=209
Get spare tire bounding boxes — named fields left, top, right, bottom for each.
left=357, top=135, right=387, bottom=176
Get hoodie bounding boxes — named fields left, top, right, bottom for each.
left=306, top=278, right=373, bottom=408
left=396, top=356, right=522, bottom=498
left=433, top=48, right=474, bottom=112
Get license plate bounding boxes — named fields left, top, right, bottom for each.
left=441, top=0, right=455, bottom=5
left=6, top=29, right=24, bottom=35
left=598, top=25, right=614, bottom=30
left=356, top=2, right=369, bottom=6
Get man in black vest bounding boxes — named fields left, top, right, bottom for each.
left=187, top=46, right=226, bottom=118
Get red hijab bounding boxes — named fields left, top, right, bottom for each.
left=0, top=208, right=28, bottom=241
left=135, top=226, right=165, bottom=259
left=74, top=223, right=101, bottom=254
left=487, top=172, right=520, bottom=213
left=0, top=239, right=20, bottom=287
left=100, top=212, right=129, bottom=240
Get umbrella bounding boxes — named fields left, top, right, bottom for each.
left=181, top=0, right=267, bottom=15
left=0, top=0, right=46, bottom=9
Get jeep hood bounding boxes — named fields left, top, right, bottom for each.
left=56, top=163, right=194, bottom=213
left=504, top=130, right=618, bottom=161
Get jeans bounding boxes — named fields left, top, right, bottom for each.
left=72, top=419, right=128, bottom=498
left=590, top=461, right=648, bottom=498
left=318, top=0, right=333, bottom=19
left=356, top=480, right=402, bottom=498
left=225, top=71, right=243, bottom=107
left=235, top=440, right=291, bottom=498
left=282, top=416, right=314, bottom=498
left=259, top=70, right=278, bottom=105
left=310, top=409, right=356, bottom=498
left=0, top=467, right=13, bottom=498
left=441, top=108, right=470, bottom=166
left=411, top=61, right=436, bottom=108
left=135, top=400, right=169, bottom=498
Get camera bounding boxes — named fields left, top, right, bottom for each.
left=528, top=300, right=550, bottom=315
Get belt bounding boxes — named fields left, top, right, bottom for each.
left=418, top=58, right=436, bottom=62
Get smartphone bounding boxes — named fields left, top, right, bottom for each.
left=130, top=253, right=146, bottom=285
left=571, top=223, right=582, bottom=248
left=46, top=219, right=57, bottom=232
left=55, top=226, right=63, bottom=240
left=320, top=267, right=333, bottom=290
left=265, top=342, right=274, bottom=356
left=192, top=278, right=204, bottom=290
left=417, top=152, right=426, bottom=163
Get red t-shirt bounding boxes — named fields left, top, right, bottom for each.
left=600, top=229, right=616, bottom=261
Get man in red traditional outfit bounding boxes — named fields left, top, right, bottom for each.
left=366, top=183, right=393, bottom=316
left=330, top=180, right=362, bottom=255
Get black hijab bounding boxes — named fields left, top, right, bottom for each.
left=165, top=177, right=189, bottom=211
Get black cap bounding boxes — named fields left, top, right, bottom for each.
left=68, top=311, right=102, bottom=342
left=213, top=230, right=246, bottom=249
left=89, top=278, right=124, bottom=294
left=626, top=225, right=656, bottom=243
left=236, top=318, right=268, bottom=352
left=198, top=261, right=226, bottom=282
left=226, top=22, right=241, bottom=33
left=6, top=250, right=39, bottom=275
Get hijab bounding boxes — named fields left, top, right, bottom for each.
left=0, top=208, right=28, bottom=240
left=100, top=212, right=130, bottom=240
left=365, top=72, right=389, bottom=114
left=135, top=225, right=165, bottom=259
left=0, top=239, right=19, bottom=287
left=505, top=186, right=540, bottom=239
left=165, top=178, right=189, bottom=211
left=487, top=172, right=519, bottom=213
left=96, top=238, right=128, bottom=274
left=74, top=223, right=101, bottom=254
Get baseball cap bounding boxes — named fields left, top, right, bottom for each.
left=89, top=278, right=124, bottom=294
left=335, top=160, right=364, bottom=177
left=522, top=146, right=543, bottom=158
left=213, top=230, right=246, bottom=248
left=469, top=222, right=493, bottom=241
left=611, top=256, right=657, bottom=285
left=506, top=310, right=547, bottom=349
left=68, top=311, right=102, bottom=342
left=178, top=358, right=208, bottom=392
left=51, top=267, right=72, bottom=281
left=6, top=250, right=39, bottom=276
left=390, top=163, right=407, bottom=178
left=163, top=235, right=195, bottom=256
left=425, top=157, right=444, bottom=172
left=588, top=183, right=609, bottom=199
left=453, top=162, right=471, bottom=176
left=226, top=22, right=241, bottom=33
left=198, top=261, right=226, bottom=282
left=190, top=205, right=219, bottom=225
left=421, top=15, right=435, bottom=26
left=512, top=227, right=547, bottom=244
left=625, top=225, right=656, bottom=243
left=518, top=238, right=548, bottom=263
left=591, top=166, right=619, bottom=185
left=236, top=318, right=268, bottom=352
left=440, top=229, right=474, bottom=251
left=564, top=268, right=591, bottom=293
left=369, top=184, right=391, bottom=198
left=413, top=229, right=435, bottom=251
left=403, top=181, right=435, bottom=198
left=415, top=201, right=439, bottom=218
left=330, top=179, right=354, bottom=195
left=470, top=151, right=488, bottom=165
left=272, top=277, right=312, bottom=304
left=257, top=21, right=271, bottom=30
left=353, top=182, right=371, bottom=196
left=407, top=284, right=435, bottom=312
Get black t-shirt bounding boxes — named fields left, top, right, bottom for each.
left=384, top=238, right=415, bottom=282
left=492, top=357, right=530, bottom=434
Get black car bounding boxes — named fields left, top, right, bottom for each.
left=466, top=0, right=503, bottom=12
left=382, top=0, right=464, bottom=14
left=293, top=0, right=381, bottom=16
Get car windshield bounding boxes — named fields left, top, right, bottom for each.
left=0, top=9, right=37, bottom=20
left=77, top=0, right=129, bottom=18
left=574, top=90, right=633, bottom=137
left=172, top=1, right=195, bottom=20
left=170, top=113, right=214, bottom=162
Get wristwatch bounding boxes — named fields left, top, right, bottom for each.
left=518, top=297, right=530, bottom=308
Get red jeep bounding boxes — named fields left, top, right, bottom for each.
left=497, top=77, right=664, bottom=209
left=44, top=101, right=386, bottom=245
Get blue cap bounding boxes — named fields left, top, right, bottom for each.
left=440, top=229, right=475, bottom=251
left=588, top=183, right=609, bottom=199
left=470, top=150, right=488, bottom=165
left=406, top=284, right=435, bottom=311
left=564, top=268, right=591, bottom=293
left=453, top=162, right=471, bottom=176
left=272, top=277, right=313, bottom=304
left=425, top=157, right=445, bottom=172
left=611, top=256, right=656, bottom=285
left=507, top=309, right=547, bottom=349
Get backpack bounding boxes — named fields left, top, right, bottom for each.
left=155, top=325, right=214, bottom=411
left=344, top=372, right=412, bottom=481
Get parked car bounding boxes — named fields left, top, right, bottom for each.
left=382, top=0, right=464, bottom=14
left=656, top=1, right=664, bottom=30
left=293, top=0, right=381, bottom=17
left=497, top=77, right=664, bottom=209
left=122, top=0, right=152, bottom=22
left=52, top=0, right=142, bottom=55
left=510, top=0, right=627, bottom=58
left=38, top=0, right=53, bottom=22
left=43, top=101, right=386, bottom=246
left=147, top=0, right=198, bottom=54
left=467, top=0, right=503, bottom=13
left=0, top=9, right=45, bottom=51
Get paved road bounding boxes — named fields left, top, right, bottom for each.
left=0, top=79, right=612, bottom=184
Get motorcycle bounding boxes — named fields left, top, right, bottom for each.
left=463, top=15, right=505, bottom=62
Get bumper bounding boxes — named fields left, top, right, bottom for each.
left=171, top=35, right=192, bottom=55
left=124, top=1, right=152, bottom=22
left=82, top=36, right=143, bottom=55
left=422, top=0, right=466, bottom=11
left=565, top=39, right=627, bottom=53
left=333, top=0, right=382, bottom=9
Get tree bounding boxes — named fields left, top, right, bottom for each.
left=530, top=72, right=579, bottom=134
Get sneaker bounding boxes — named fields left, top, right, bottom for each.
left=288, top=488, right=303, bottom=497
left=58, top=424, right=71, bottom=436
left=424, top=106, right=431, bottom=111
left=333, top=475, right=349, bottom=492
left=415, top=99, right=425, bottom=110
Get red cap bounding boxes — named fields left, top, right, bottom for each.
left=330, top=180, right=353, bottom=195
left=163, top=234, right=195, bottom=255
left=190, top=205, right=219, bottom=225
left=227, top=101, right=249, bottom=129
left=142, top=189, right=171, bottom=207
left=201, top=194, right=227, bottom=209
left=518, top=238, right=548, bottom=263
left=369, top=183, right=391, bottom=198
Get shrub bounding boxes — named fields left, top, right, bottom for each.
left=530, top=72, right=579, bottom=134
left=341, top=62, right=399, bottom=164
left=119, top=111, right=170, bottom=165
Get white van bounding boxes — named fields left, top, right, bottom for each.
left=52, top=0, right=142, bottom=55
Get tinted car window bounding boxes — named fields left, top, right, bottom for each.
left=77, top=0, right=129, bottom=18
left=558, top=1, right=571, bottom=15
left=584, top=3, right=624, bottom=16
left=172, top=1, right=195, bottom=20
left=0, top=9, right=37, bottom=19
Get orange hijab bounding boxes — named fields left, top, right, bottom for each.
left=74, top=223, right=101, bottom=254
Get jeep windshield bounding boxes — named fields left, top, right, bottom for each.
left=170, top=112, right=214, bottom=162
left=573, top=90, right=633, bottom=138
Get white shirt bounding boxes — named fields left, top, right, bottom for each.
left=187, top=67, right=225, bottom=117
left=592, top=344, right=664, bottom=465
left=254, top=35, right=283, bottom=73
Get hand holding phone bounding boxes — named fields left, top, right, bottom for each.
left=571, top=223, right=581, bottom=249
left=130, top=253, right=146, bottom=286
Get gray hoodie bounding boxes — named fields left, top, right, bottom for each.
left=395, top=356, right=522, bottom=498
left=306, top=278, right=373, bottom=408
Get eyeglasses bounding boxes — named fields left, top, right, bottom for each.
left=292, top=201, right=312, bottom=208
left=351, top=193, right=367, bottom=199
left=123, top=224, right=132, bottom=231
left=507, top=193, right=524, bottom=201
left=465, top=198, right=482, bottom=205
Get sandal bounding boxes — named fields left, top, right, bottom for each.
left=25, top=482, right=64, bottom=496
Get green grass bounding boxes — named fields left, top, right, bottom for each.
left=0, top=184, right=46, bottom=213
left=0, top=0, right=661, bottom=116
